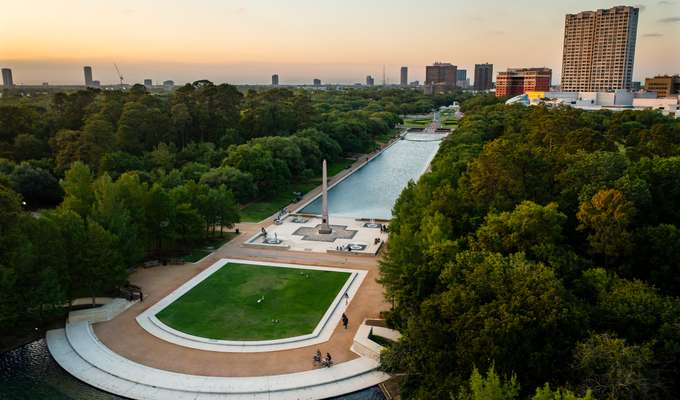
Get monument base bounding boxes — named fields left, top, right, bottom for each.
left=318, top=223, right=332, bottom=234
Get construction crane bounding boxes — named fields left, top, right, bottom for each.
left=113, top=63, right=124, bottom=89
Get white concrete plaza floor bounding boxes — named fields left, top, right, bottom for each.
left=246, top=215, right=388, bottom=255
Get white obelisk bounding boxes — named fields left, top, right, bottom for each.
left=319, top=159, right=332, bottom=234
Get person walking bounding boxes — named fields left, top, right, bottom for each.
left=342, top=313, right=349, bottom=329
left=325, top=352, right=332, bottom=367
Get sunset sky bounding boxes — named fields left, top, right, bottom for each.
left=1, top=0, right=678, bottom=85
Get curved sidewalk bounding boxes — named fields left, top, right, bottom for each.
left=47, top=321, right=390, bottom=400
left=136, top=259, right=367, bottom=353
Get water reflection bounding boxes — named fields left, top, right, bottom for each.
left=301, top=133, right=444, bottom=219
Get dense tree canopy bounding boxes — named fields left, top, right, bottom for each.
left=380, top=103, right=680, bottom=399
left=0, top=83, right=460, bottom=340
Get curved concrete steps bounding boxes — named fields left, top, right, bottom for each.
left=47, top=321, right=390, bottom=400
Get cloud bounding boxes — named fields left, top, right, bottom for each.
left=635, top=4, right=647, bottom=11
left=488, top=30, right=504, bottom=35
left=122, top=9, right=135, bottom=16
left=643, top=32, right=664, bottom=37
left=658, top=16, right=680, bottom=22
left=658, top=1, right=675, bottom=5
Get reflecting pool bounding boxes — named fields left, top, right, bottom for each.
left=300, top=133, right=444, bottom=220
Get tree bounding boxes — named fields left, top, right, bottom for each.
left=145, top=183, right=175, bottom=253
left=44, top=209, right=87, bottom=302
left=9, top=163, right=63, bottom=207
left=573, top=333, right=654, bottom=400
left=92, top=174, right=145, bottom=268
left=223, top=143, right=289, bottom=196
left=82, top=219, right=126, bottom=306
left=13, top=133, right=48, bottom=161
left=60, top=161, right=95, bottom=218
left=457, top=365, right=520, bottom=400
left=173, top=203, right=204, bottom=246
left=532, top=384, right=593, bottom=400
left=632, top=224, right=680, bottom=295
left=577, top=189, right=635, bottom=268
left=474, top=201, right=566, bottom=259
left=116, top=102, right=169, bottom=153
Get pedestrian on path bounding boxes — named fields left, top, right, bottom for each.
left=342, top=313, right=349, bottom=329
left=344, top=292, right=349, bottom=305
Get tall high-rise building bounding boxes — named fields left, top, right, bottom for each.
left=313, top=78, right=321, bottom=87
left=425, top=62, right=457, bottom=94
left=474, top=63, right=493, bottom=91
left=561, top=6, right=639, bottom=92
left=400, top=67, right=408, bottom=86
left=84, top=66, right=93, bottom=87
left=2, top=68, right=14, bottom=88
left=271, top=74, right=279, bottom=86
left=163, top=80, right=174, bottom=91
left=644, top=75, right=680, bottom=98
left=426, top=63, right=457, bottom=86
left=144, top=79, right=153, bottom=87
left=366, top=75, right=374, bottom=86
left=495, top=68, right=552, bottom=97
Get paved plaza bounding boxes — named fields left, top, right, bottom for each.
left=246, top=215, right=388, bottom=255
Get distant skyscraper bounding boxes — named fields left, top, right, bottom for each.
left=495, top=68, right=552, bottom=97
left=83, top=66, right=93, bottom=87
left=474, top=63, right=493, bottom=91
left=272, top=74, right=279, bottom=86
left=163, top=80, right=174, bottom=91
left=313, top=78, right=321, bottom=87
left=561, top=6, right=639, bottom=92
left=92, top=80, right=101, bottom=88
left=366, top=75, right=374, bottom=86
left=456, top=69, right=468, bottom=89
left=425, top=62, right=457, bottom=94
left=144, top=79, right=153, bottom=87
left=1, top=68, right=14, bottom=88
left=456, top=69, right=467, bottom=81
left=400, top=67, right=408, bottom=86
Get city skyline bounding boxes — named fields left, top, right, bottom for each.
left=0, top=0, right=679, bottom=85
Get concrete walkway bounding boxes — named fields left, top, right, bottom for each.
left=47, top=321, right=390, bottom=400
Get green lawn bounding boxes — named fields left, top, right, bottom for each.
left=240, top=158, right=355, bottom=222
left=440, top=119, right=458, bottom=129
left=156, top=263, right=350, bottom=340
left=180, top=233, right=238, bottom=263
left=403, top=118, right=432, bottom=127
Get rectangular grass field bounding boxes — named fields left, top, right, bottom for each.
left=155, top=263, right=350, bottom=341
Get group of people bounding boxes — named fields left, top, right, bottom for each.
left=335, top=244, right=351, bottom=252
left=379, top=224, right=388, bottom=233
left=313, top=350, right=333, bottom=368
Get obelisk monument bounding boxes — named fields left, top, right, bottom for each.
left=318, top=159, right=332, bottom=234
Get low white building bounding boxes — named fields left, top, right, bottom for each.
left=506, top=90, right=680, bottom=118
